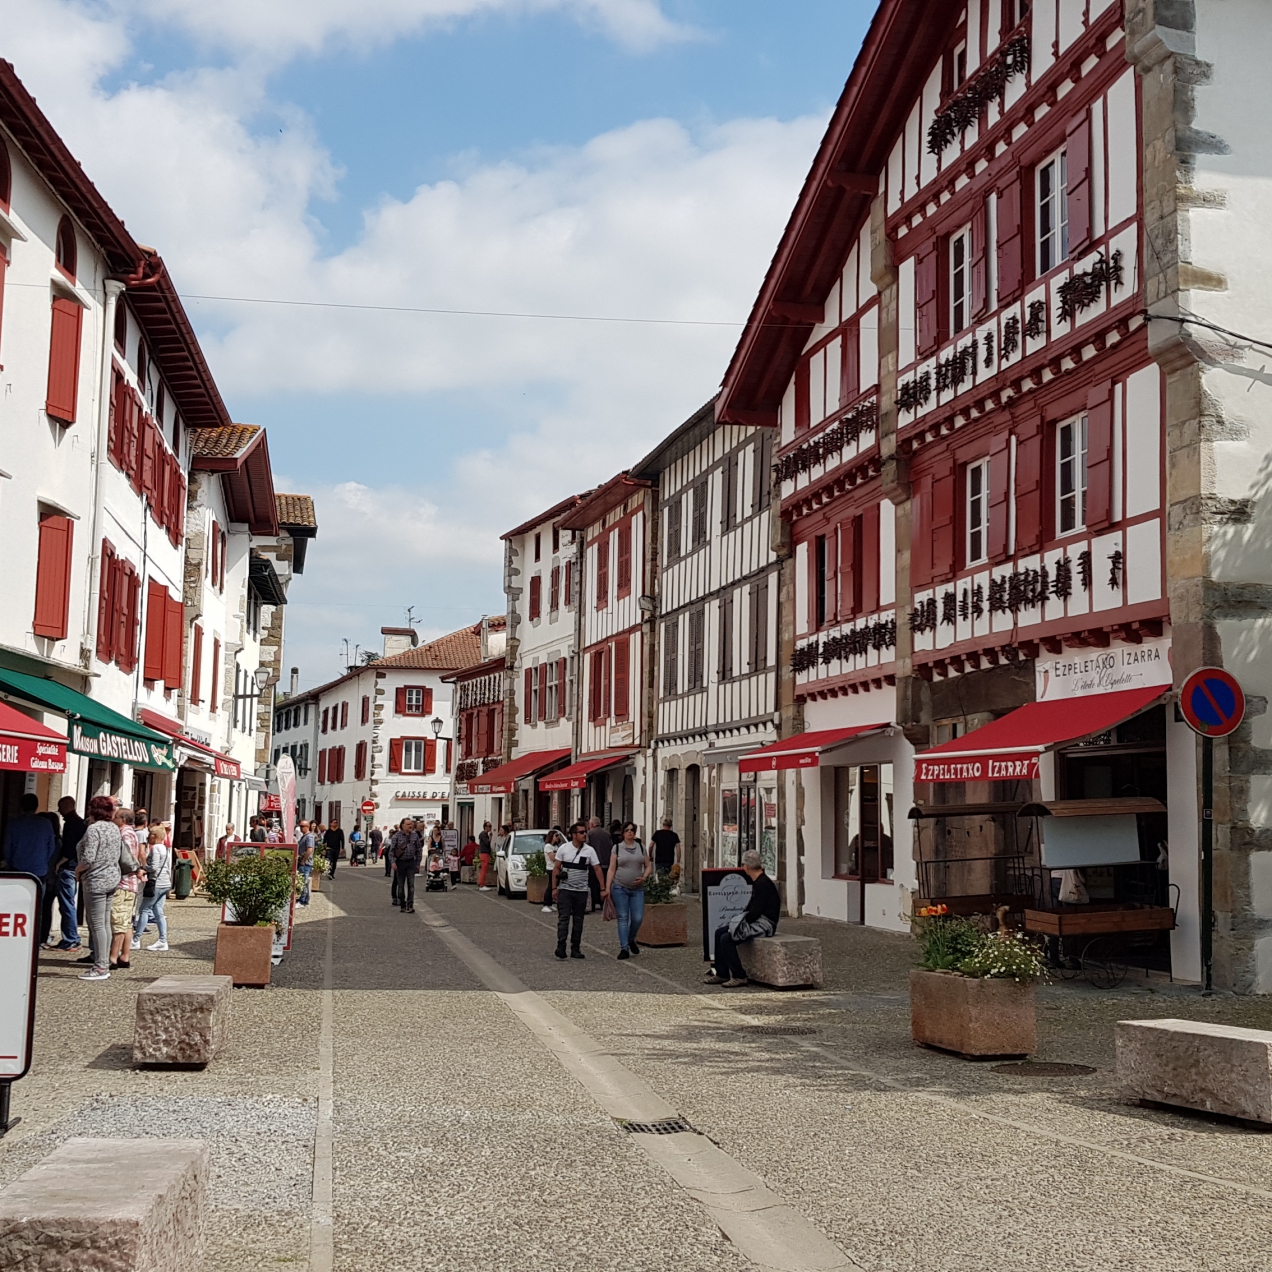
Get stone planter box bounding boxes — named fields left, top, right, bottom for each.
left=310, top=871, right=321, bottom=892
left=909, top=968, right=1035, bottom=1058
left=213, top=924, right=274, bottom=987
left=638, top=902, right=688, bottom=947
left=460, top=865, right=478, bottom=885
left=526, top=875, right=548, bottom=903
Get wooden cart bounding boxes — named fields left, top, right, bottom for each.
left=1023, top=904, right=1175, bottom=987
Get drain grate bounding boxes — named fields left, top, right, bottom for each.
left=619, top=1118, right=698, bottom=1136
left=738, top=1024, right=818, bottom=1036
left=992, top=1062, right=1095, bottom=1077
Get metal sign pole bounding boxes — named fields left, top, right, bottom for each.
left=0, top=1079, right=17, bottom=1137
left=1201, top=733, right=1214, bottom=995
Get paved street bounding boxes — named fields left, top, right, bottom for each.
left=5, top=873, right=1272, bottom=1272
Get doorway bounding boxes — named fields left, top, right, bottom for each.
left=685, top=764, right=700, bottom=886
left=175, top=769, right=207, bottom=853
left=740, top=782, right=757, bottom=861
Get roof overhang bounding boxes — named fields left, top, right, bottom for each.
left=194, top=429, right=278, bottom=534
left=558, top=474, right=653, bottom=532
left=249, top=554, right=287, bottom=607
left=739, top=723, right=892, bottom=773
left=629, top=397, right=720, bottom=480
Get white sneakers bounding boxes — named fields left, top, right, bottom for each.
left=130, top=938, right=141, bottom=950
left=79, top=968, right=110, bottom=981
left=541, top=905, right=554, bottom=912
left=478, top=886, right=493, bottom=891
left=146, top=940, right=169, bottom=951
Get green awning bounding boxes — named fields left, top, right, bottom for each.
left=0, top=667, right=175, bottom=771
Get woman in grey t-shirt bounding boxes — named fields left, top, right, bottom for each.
left=75, top=795, right=122, bottom=980
left=606, top=823, right=652, bottom=961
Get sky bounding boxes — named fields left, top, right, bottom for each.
left=8, top=0, right=876, bottom=686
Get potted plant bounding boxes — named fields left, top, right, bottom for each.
left=204, top=854, right=294, bottom=986
left=524, top=849, right=548, bottom=903
left=909, top=915, right=1044, bottom=1059
left=634, top=866, right=688, bottom=947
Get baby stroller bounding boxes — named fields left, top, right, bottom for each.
left=424, top=849, right=450, bottom=892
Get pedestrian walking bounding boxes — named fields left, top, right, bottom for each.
left=606, top=822, right=652, bottom=960
left=651, top=817, right=681, bottom=876
left=74, top=796, right=122, bottom=981
left=369, top=824, right=384, bottom=866
left=132, top=826, right=173, bottom=951
left=585, top=817, right=613, bottom=912
left=541, top=830, right=562, bottom=913
left=216, top=824, right=236, bottom=859
left=390, top=819, right=421, bottom=913
left=445, top=842, right=460, bottom=886
left=704, top=850, right=781, bottom=988
left=109, top=808, right=143, bottom=970
left=46, top=796, right=84, bottom=950
left=349, top=827, right=364, bottom=865
left=552, top=822, right=605, bottom=960
left=297, top=821, right=317, bottom=905
left=249, top=816, right=268, bottom=843
left=477, top=821, right=494, bottom=890
left=324, top=821, right=345, bottom=879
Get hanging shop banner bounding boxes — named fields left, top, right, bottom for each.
left=0, top=873, right=40, bottom=1081
left=1035, top=634, right=1173, bottom=702
left=0, top=735, right=66, bottom=774
left=277, top=755, right=297, bottom=844
left=70, top=721, right=175, bottom=771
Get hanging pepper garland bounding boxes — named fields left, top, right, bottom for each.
left=927, top=33, right=1031, bottom=156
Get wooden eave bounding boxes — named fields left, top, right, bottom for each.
left=557, top=472, right=653, bottom=532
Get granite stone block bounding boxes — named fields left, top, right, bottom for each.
left=910, top=968, right=1036, bottom=1057
left=738, top=935, right=824, bottom=988
left=133, top=975, right=233, bottom=1066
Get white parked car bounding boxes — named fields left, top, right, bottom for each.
left=496, top=829, right=551, bottom=898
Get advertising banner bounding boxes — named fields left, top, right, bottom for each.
left=70, top=721, right=174, bottom=771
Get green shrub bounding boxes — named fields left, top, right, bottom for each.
left=203, top=854, right=294, bottom=927
left=643, top=869, right=676, bottom=905
left=915, top=916, right=983, bottom=971
left=524, top=849, right=547, bottom=878
left=957, top=929, right=1048, bottom=983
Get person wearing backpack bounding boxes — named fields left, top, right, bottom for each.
left=73, top=796, right=124, bottom=981
left=132, top=825, right=173, bottom=951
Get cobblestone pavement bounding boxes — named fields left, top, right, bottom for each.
left=4, top=868, right=1272, bottom=1271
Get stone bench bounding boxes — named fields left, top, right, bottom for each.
left=134, top=975, right=233, bottom=1066
left=737, top=934, right=824, bottom=989
left=1116, top=1018, right=1272, bottom=1124
left=0, top=1138, right=209, bottom=1271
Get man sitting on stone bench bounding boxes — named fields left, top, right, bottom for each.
left=706, top=850, right=781, bottom=988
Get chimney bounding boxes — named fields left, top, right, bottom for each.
left=289, top=667, right=299, bottom=696
left=381, top=626, right=419, bottom=658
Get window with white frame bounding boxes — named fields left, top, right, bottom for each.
left=1057, top=414, right=1088, bottom=535
left=1037, top=151, right=1068, bottom=275
left=546, top=660, right=559, bottom=718
left=401, top=739, right=425, bottom=773
left=950, top=224, right=972, bottom=334
left=405, top=687, right=424, bottom=713
left=966, top=458, right=991, bottom=566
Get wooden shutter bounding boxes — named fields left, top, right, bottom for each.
left=109, top=370, right=126, bottom=468
left=141, top=417, right=157, bottom=506
left=987, top=434, right=1012, bottom=562
left=96, top=540, right=117, bottom=662
left=424, top=739, right=437, bottom=774
left=971, top=201, right=989, bottom=318
left=840, top=324, right=860, bottom=407
left=32, top=514, right=74, bottom=639
left=45, top=299, right=82, bottom=423
left=915, top=241, right=940, bottom=356
left=550, top=566, right=560, bottom=611
left=190, top=624, right=203, bottom=704
left=590, top=650, right=604, bottom=721
left=564, top=560, right=572, bottom=605
left=388, top=738, right=402, bottom=774
left=168, top=468, right=186, bottom=545
left=121, top=563, right=142, bottom=674
left=996, top=171, right=1023, bottom=300
left=422, top=687, right=433, bottom=713
left=1066, top=110, right=1092, bottom=255
left=340, top=701, right=349, bottom=729
left=144, top=580, right=166, bottom=680
left=557, top=658, right=567, bottom=719
left=524, top=668, right=533, bottom=722
left=666, top=500, right=681, bottom=561
left=318, top=749, right=328, bottom=784
left=861, top=504, right=881, bottom=613
left=601, top=646, right=611, bottom=718
left=911, top=475, right=933, bottom=588
left=125, top=395, right=143, bottom=492
left=219, top=528, right=227, bottom=589
left=210, top=637, right=220, bottom=712
left=1085, top=382, right=1115, bottom=531
left=395, top=687, right=407, bottom=714
left=538, top=662, right=548, bottom=721
left=931, top=472, right=955, bottom=582
left=529, top=574, right=541, bottom=621
left=1014, top=416, right=1044, bottom=553
left=162, top=592, right=183, bottom=687
left=613, top=637, right=629, bottom=720
left=617, top=523, right=632, bottom=593
left=795, top=360, right=810, bottom=432
left=838, top=518, right=858, bottom=620
left=321, top=708, right=329, bottom=733
left=595, top=537, right=609, bottom=607
left=355, top=740, right=367, bottom=781
left=361, top=695, right=370, bottom=725
left=445, top=740, right=452, bottom=772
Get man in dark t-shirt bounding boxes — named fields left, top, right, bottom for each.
left=651, top=818, right=681, bottom=874
left=323, top=823, right=345, bottom=879
left=585, top=817, right=613, bottom=912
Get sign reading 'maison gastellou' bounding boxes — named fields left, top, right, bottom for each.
left=70, top=722, right=175, bottom=771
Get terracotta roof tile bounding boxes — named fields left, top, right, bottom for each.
left=189, top=423, right=261, bottom=460
left=276, top=493, right=317, bottom=528
left=375, top=623, right=485, bottom=671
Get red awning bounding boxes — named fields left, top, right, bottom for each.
left=471, top=748, right=571, bottom=794
left=914, top=686, right=1167, bottom=784
left=138, top=709, right=242, bottom=780
left=739, top=724, right=892, bottom=774
left=0, top=701, right=66, bottom=773
left=539, top=750, right=636, bottom=792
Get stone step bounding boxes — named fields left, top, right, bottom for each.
left=134, top=974, right=233, bottom=1066
left=738, top=934, right=824, bottom=989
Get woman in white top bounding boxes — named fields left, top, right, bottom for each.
left=132, top=825, right=174, bottom=951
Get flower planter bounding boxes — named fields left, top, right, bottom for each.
left=526, top=875, right=548, bottom=903
left=637, top=901, right=688, bottom=947
left=460, top=865, right=478, bottom=885
left=909, top=968, right=1035, bottom=1058
left=214, top=923, right=274, bottom=987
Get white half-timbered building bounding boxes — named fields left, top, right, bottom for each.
left=629, top=399, right=780, bottom=889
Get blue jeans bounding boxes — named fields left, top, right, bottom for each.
left=298, top=864, right=312, bottom=905
left=133, top=887, right=170, bottom=942
left=612, top=883, right=645, bottom=951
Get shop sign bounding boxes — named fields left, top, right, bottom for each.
left=214, top=757, right=241, bottom=779
left=394, top=789, right=447, bottom=801
left=915, top=753, right=1039, bottom=784
left=454, top=783, right=470, bottom=796
left=0, top=873, right=40, bottom=1081
left=1035, top=634, right=1172, bottom=702
left=0, top=736, right=65, bottom=774
left=260, top=794, right=282, bottom=812
left=700, top=869, right=753, bottom=961
left=70, top=722, right=174, bottom=771
left=609, top=721, right=636, bottom=747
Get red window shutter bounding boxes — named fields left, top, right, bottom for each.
left=840, top=324, right=860, bottom=407
left=210, top=637, right=220, bottom=712
left=143, top=580, right=167, bottom=680
left=612, top=637, right=629, bottom=721
left=190, top=624, right=203, bottom=704
left=445, top=739, right=452, bottom=772
left=318, top=749, right=327, bottom=784
left=971, top=201, right=989, bottom=319
left=424, top=738, right=437, bottom=774
left=538, top=662, right=548, bottom=721
left=932, top=471, right=955, bottom=582
left=321, top=708, right=329, bottom=734
left=861, top=504, right=881, bottom=613
left=168, top=465, right=186, bottom=546
left=1085, top=383, right=1115, bottom=531
left=524, top=668, right=533, bottom=722
left=911, top=475, right=933, bottom=588
left=601, top=646, right=612, bottom=719
left=394, top=687, right=407, bottom=714
left=1014, top=416, right=1043, bottom=552
left=838, top=517, right=858, bottom=619
left=361, top=695, right=370, bottom=725
left=596, top=538, right=609, bottom=608
left=617, top=524, right=632, bottom=594
left=557, top=658, right=567, bottom=719
left=529, top=574, right=541, bottom=621
left=219, top=528, right=227, bottom=589
left=795, top=359, right=810, bottom=432
left=32, top=514, right=74, bottom=639
left=915, top=241, right=939, bottom=356
left=564, top=560, right=572, bottom=606
left=1066, top=110, right=1092, bottom=256
left=423, top=687, right=433, bottom=714
left=141, top=417, right=157, bottom=506
left=589, top=651, right=603, bottom=721
left=987, top=434, right=1012, bottom=563
left=126, top=396, right=143, bottom=492
left=386, top=738, right=401, bottom=774
left=96, top=540, right=117, bottom=662
left=550, top=566, right=560, bottom=611
left=355, top=740, right=367, bottom=781
left=341, top=701, right=349, bottom=729
left=996, top=172, right=1023, bottom=300
left=162, top=593, right=183, bottom=687
left=121, top=563, right=142, bottom=674
left=109, top=369, right=126, bottom=468
left=45, top=299, right=82, bottom=424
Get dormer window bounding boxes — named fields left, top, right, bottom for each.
left=55, top=216, right=76, bottom=281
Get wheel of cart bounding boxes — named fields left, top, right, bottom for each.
left=1079, top=936, right=1128, bottom=989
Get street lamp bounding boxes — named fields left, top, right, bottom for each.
left=430, top=715, right=444, bottom=739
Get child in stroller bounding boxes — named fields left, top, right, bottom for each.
left=424, top=848, right=450, bottom=891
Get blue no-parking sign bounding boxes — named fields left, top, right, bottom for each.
left=1180, top=667, right=1245, bottom=738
